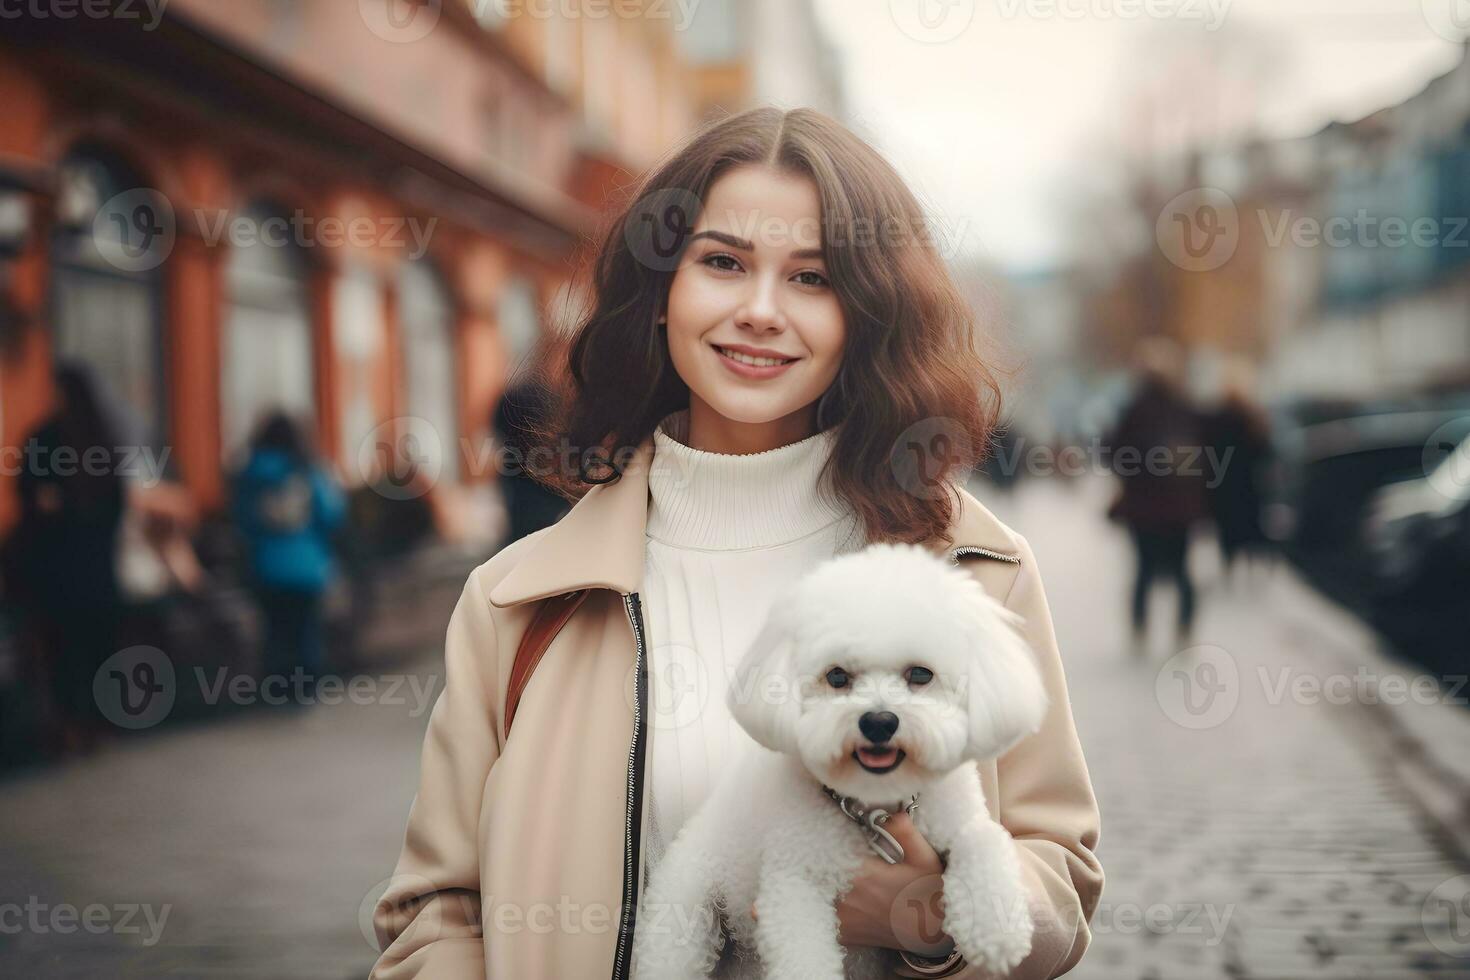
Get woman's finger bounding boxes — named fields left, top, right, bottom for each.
left=881, top=813, right=944, bottom=869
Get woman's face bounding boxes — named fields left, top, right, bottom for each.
left=664, top=164, right=846, bottom=447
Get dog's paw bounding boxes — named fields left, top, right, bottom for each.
left=962, top=918, right=1035, bottom=974
left=941, top=873, right=1035, bottom=974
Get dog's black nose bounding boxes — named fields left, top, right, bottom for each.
left=859, top=711, right=900, bottom=744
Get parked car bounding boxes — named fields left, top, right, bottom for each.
left=1363, top=434, right=1470, bottom=598
left=1266, top=395, right=1470, bottom=560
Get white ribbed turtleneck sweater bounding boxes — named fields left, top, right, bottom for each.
left=640, top=408, right=865, bottom=877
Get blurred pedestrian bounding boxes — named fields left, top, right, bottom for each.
left=11, top=362, right=126, bottom=754
left=491, top=373, right=570, bottom=550
left=1204, top=370, right=1273, bottom=580
left=231, top=412, right=345, bottom=701
left=1107, top=339, right=1209, bottom=654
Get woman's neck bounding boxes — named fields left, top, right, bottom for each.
left=683, top=397, right=821, bottom=455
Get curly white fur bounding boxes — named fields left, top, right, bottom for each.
left=632, top=542, right=1049, bottom=979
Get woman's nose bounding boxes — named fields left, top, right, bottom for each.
left=734, top=275, right=786, bottom=332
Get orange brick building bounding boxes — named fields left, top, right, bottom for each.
left=0, top=0, right=697, bottom=531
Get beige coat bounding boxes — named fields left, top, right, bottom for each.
left=371, top=432, right=1104, bottom=980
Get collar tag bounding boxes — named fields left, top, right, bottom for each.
left=822, top=785, right=919, bottom=865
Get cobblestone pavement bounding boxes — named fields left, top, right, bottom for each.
left=982, top=476, right=1470, bottom=980
left=0, top=664, right=437, bottom=978
left=2, top=476, right=1469, bottom=978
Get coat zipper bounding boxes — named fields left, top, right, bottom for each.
left=949, top=544, right=1021, bottom=565
left=612, top=591, right=648, bottom=980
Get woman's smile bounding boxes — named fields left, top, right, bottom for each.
left=711, top=342, right=802, bottom=379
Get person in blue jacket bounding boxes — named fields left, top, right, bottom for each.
left=232, top=412, right=346, bottom=700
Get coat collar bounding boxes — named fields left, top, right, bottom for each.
left=487, top=431, right=1022, bottom=608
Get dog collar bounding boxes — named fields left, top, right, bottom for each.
left=820, top=784, right=919, bottom=865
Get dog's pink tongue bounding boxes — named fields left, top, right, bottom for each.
left=857, top=746, right=898, bottom=767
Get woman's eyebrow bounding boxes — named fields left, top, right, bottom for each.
left=688, top=230, right=751, bottom=250
left=689, top=230, right=826, bottom=261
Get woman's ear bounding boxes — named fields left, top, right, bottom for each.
left=727, top=604, right=802, bottom=753
left=951, top=584, right=1049, bottom=761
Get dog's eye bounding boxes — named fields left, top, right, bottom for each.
left=825, top=667, right=850, bottom=689
left=905, top=666, right=934, bottom=686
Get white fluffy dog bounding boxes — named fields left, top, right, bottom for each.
left=631, top=542, right=1050, bottom=980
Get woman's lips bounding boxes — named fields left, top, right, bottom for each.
left=854, top=746, right=905, bottom=773
left=711, top=344, right=799, bottom=379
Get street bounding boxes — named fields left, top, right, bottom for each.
left=2, top=476, right=1469, bottom=978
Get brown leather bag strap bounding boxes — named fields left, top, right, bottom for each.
left=504, top=588, right=591, bottom=740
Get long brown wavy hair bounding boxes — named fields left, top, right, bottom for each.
left=518, top=106, right=1002, bottom=548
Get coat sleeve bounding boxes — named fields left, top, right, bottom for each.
left=898, top=533, right=1105, bottom=979
left=370, top=565, right=500, bottom=979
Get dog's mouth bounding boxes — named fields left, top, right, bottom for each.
left=853, top=745, right=906, bottom=774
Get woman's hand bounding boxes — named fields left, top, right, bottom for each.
left=750, top=812, right=957, bottom=956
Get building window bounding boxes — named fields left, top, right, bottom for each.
left=334, top=261, right=386, bottom=478
left=222, top=202, right=315, bottom=466
left=677, top=0, right=742, bottom=63
left=499, top=274, right=541, bottom=377
left=398, top=258, right=459, bottom=481
left=471, top=0, right=506, bottom=30
left=581, top=18, right=616, bottom=137
left=544, top=10, right=575, bottom=96
left=49, top=146, right=167, bottom=449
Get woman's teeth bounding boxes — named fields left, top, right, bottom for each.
left=717, top=346, right=795, bottom=368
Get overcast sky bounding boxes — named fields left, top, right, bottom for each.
left=814, top=0, right=1465, bottom=271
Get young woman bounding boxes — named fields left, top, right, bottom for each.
left=371, top=107, right=1102, bottom=980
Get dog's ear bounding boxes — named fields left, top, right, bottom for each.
left=727, top=600, right=803, bottom=753
left=949, top=583, right=1049, bottom=761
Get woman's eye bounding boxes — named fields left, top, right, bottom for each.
left=825, top=667, right=850, bottom=689
left=905, top=666, right=934, bottom=686
left=702, top=253, right=742, bottom=273
left=792, top=270, right=828, bottom=288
